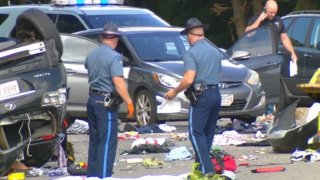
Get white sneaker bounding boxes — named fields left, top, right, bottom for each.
left=291, top=149, right=307, bottom=162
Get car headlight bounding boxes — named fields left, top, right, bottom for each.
left=247, top=70, right=260, bottom=86
left=42, top=88, right=67, bottom=107
left=154, top=73, right=181, bottom=88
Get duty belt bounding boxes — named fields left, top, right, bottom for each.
left=89, top=89, right=110, bottom=96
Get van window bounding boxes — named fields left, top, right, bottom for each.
left=288, top=17, right=312, bottom=47
left=309, top=18, right=320, bottom=50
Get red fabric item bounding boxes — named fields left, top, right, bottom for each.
left=212, top=155, right=237, bottom=173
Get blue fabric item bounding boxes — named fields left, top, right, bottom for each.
left=86, top=95, right=118, bottom=178
left=165, top=146, right=192, bottom=161
left=85, top=44, right=123, bottom=92
left=136, top=124, right=164, bottom=134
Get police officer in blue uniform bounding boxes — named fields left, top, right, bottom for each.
left=165, top=18, right=222, bottom=178
left=85, top=23, right=134, bottom=178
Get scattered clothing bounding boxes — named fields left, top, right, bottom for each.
left=54, top=174, right=189, bottom=180
left=66, top=119, right=89, bottom=134
left=131, top=138, right=166, bottom=150
left=215, top=119, right=269, bottom=134
left=158, top=124, right=177, bottom=132
left=121, top=144, right=171, bottom=155
left=170, top=133, right=188, bottom=141
left=136, top=124, right=164, bottom=134
left=123, top=124, right=165, bottom=134
left=291, top=149, right=320, bottom=162
left=213, top=130, right=247, bottom=146
left=165, top=146, right=193, bottom=161
left=118, top=131, right=140, bottom=140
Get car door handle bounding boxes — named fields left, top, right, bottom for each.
left=304, top=53, right=312, bottom=58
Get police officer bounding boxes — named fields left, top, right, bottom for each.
left=165, top=18, right=222, bottom=178
left=85, top=23, right=134, bottom=178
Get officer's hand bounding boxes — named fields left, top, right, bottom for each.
left=127, top=103, right=134, bottom=118
left=165, top=89, right=177, bottom=100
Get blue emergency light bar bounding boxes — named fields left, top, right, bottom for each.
left=51, top=0, right=124, bottom=5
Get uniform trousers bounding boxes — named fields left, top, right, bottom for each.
left=86, top=94, right=118, bottom=178
left=188, top=87, right=221, bottom=174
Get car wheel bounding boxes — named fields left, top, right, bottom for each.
left=134, top=90, right=157, bottom=126
left=12, top=8, right=63, bottom=58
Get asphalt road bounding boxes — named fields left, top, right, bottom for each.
left=24, top=119, right=320, bottom=180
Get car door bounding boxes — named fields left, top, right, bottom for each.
left=227, top=27, right=282, bottom=104
left=60, top=34, right=99, bottom=118
left=303, top=18, right=320, bottom=80
left=279, top=17, right=313, bottom=102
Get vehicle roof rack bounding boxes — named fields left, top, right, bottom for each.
left=288, top=10, right=320, bottom=15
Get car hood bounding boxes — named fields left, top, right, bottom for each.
left=146, top=60, right=249, bottom=81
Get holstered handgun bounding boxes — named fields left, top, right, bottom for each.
left=184, top=83, right=206, bottom=106
left=104, top=92, right=123, bottom=111
left=184, top=86, right=198, bottom=106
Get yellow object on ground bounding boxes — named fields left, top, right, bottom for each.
left=7, top=172, right=25, bottom=180
left=186, top=163, right=226, bottom=180
left=142, top=157, right=163, bottom=168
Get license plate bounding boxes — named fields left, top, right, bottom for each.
left=221, top=94, right=233, bottom=106
left=0, top=81, right=20, bottom=98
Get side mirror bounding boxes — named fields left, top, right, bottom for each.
left=231, top=50, right=251, bottom=60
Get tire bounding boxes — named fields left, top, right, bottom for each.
left=134, top=90, right=157, bottom=126
left=13, top=8, right=63, bottom=58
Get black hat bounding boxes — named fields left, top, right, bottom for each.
left=101, top=23, right=120, bottom=37
left=180, top=18, right=209, bottom=34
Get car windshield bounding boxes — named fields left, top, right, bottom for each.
left=86, top=14, right=169, bottom=28
left=127, top=32, right=190, bottom=61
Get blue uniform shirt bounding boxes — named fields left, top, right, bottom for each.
left=183, top=39, right=221, bottom=85
left=85, top=44, right=123, bottom=92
